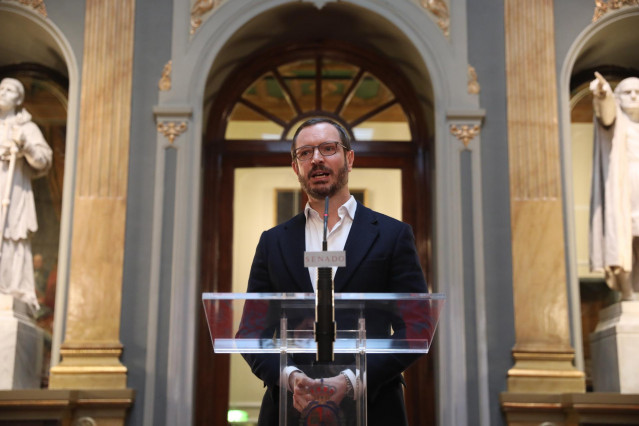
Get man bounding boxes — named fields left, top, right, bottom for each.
left=589, top=72, right=639, bottom=300
left=240, top=118, right=428, bottom=425
left=0, top=77, right=52, bottom=313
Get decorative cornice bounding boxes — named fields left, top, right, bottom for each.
left=11, top=0, right=47, bottom=17
left=593, top=0, right=639, bottom=22
left=450, top=124, right=480, bottom=148
left=420, top=0, right=450, bottom=37
left=190, top=0, right=224, bottom=35
left=157, top=121, right=188, bottom=144
left=158, top=60, right=172, bottom=91
left=468, top=65, right=480, bottom=95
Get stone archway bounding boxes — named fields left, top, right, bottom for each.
left=197, top=39, right=433, bottom=425
left=153, top=2, right=485, bottom=424
left=0, top=1, right=80, bottom=378
left=559, top=5, right=639, bottom=385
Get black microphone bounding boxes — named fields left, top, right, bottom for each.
left=315, top=196, right=336, bottom=363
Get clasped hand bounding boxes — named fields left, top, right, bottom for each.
left=289, top=371, right=349, bottom=413
left=0, top=128, right=25, bottom=161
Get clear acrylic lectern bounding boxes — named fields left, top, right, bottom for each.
left=202, top=292, right=444, bottom=426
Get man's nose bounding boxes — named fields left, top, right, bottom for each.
left=310, top=147, right=324, bottom=163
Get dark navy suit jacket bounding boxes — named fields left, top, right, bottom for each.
left=240, top=202, right=428, bottom=425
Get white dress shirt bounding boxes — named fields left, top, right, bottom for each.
left=304, top=195, right=356, bottom=289
left=285, top=195, right=359, bottom=398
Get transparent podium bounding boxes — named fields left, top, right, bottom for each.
left=203, top=292, right=444, bottom=426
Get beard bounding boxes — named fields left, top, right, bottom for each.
left=298, top=159, right=349, bottom=200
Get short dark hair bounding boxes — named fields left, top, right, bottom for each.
left=291, top=118, right=351, bottom=159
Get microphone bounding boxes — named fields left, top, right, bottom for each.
left=315, top=196, right=336, bottom=363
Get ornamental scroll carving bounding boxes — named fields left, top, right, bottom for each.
left=10, top=0, right=47, bottom=17
left=420, top=0, right=450, bottom=37
left=468, top=65, right=480, bottom=95
left=157, top=121, right=187, bottom=145
left=190, top=0, right=225, bottom=35
left=593, top=0, right=639, bottom=22
left=450, top=124, right=480, bottom=149
left=158, top=60, right=172, bottom=91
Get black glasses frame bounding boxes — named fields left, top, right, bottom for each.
left=293, top=141, right=348, bottom=161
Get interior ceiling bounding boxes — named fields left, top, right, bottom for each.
left=572, top=13, right=639, bottom=85
left=0, top=9, right=68, bottom=77
left=204, top=2, right=434, bottom=127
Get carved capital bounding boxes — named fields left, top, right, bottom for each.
left=159, top=60, right=172, bottom=91
left=450, top=124, right=480, bottom=148
left=593, top=0, right=639, bottom=22
left=157, top=121, right=188, bottom=144
left=420, top=0, right=450, bottom=37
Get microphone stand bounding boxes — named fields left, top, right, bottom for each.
left=315, top=196, right=336, bottom=363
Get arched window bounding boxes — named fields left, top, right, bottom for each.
left=207, top=42, right=422, bottom=150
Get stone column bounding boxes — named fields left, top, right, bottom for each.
left=502, top=0, right=585, bottom=393
left=49, top=0, right=135, bottom=389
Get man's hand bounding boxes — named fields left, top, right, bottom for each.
left=590, top=71, right=612, bottom=98
left=590, top=71, right=616, bottom=125
left=320, top=374, right=349, bottom=407
left=289, top=371, right=316, bottom=413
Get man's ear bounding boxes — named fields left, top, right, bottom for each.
left=292, top=160, right=299, bottom=175
left=347, top=150, right=355, bottom=172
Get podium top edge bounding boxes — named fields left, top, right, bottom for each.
left=201, top=292, right=446, bottom=301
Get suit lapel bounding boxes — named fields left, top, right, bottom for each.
left=281, top=213, right=314, bottom=292
left=334, top=203, right=378, bottom=291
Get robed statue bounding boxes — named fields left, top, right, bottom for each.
left=0, top=78, right=53, bottom=313
left=589, top=72, right=639, bottom=300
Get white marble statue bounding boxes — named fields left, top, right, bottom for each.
left=589, top=72, right=639, bottom=300
left=0, top=78, right=52, bottom=312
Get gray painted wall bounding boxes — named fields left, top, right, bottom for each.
left=120, top=1, right=173, bottom=425
left=467, top=1, right=514, bottom=425
left=46, top=1, right=85, bottom=71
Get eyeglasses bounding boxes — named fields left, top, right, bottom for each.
left=293, top=141, right=348, bottom=161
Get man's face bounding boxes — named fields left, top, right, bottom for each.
left=0, top=80, right=22, bottom=111
left=616, top=78, right=639, bottom=120
left=291, top=123, right=354, bottom=201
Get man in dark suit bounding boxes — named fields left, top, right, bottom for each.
left=240, top=117, right=428, bottom=425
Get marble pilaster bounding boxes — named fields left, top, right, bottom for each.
left=48, top=0, right=135, bottom=390
left=503, top=0, right=585, bottom=394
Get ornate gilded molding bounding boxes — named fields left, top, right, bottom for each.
left=450, top=124, right=480, bottom=148
left=10, top=0, right=47, bottom=17
left=158, top=60, right=172, bottom=91
left=190, top=0, right=224, bottom=35
left=157, top=121, right=188, bottom=144
left=593, top=0, right=639, bottom=22
left=468, top=65, right=480, bottom=94
left=419, top=0, right=450, bottom=37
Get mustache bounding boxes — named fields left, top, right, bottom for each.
left=307, top=165, right=332, bottom=179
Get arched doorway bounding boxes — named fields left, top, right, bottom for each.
left=196, top=40, right=434, bottom=425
